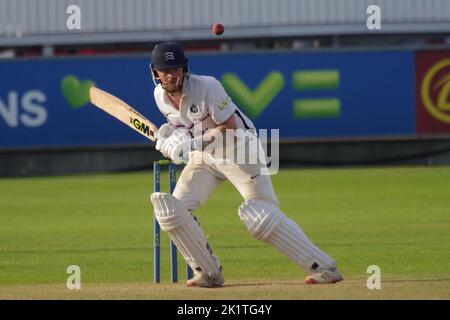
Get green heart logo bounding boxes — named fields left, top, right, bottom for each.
left=61, top=75, right=95, bottom=109
left=221, top=71, right=284, bottom=119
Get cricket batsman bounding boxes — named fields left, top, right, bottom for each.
left=149, top=42, right=343, bottom=287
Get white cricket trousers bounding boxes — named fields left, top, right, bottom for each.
left=172, top=150, right=336, bottom=274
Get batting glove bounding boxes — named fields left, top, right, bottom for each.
left=155, top=123, right=176, bottom=151
left=159, top=128, right=198, bottom=164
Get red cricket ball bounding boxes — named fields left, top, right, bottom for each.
left=212, top=23, right=224, bottom=35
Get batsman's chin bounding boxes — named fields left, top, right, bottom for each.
left=166, top=83, right=178, bottom=90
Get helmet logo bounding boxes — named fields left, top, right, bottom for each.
left=163, top=52, right=175, bottom=61
left=190, top=104, right=199, bottom=113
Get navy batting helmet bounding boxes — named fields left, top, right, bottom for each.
left=150, top=42, right=188, bottom=77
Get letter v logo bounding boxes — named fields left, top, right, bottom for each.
left=221, top=72, right=284, bottom=118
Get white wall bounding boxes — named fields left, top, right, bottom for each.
left=0, top=0, right=449, bottom=45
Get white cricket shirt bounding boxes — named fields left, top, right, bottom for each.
left=154, top=74, right=255, bottom=135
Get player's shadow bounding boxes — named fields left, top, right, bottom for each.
left=221, top=280, right=304, bottom=288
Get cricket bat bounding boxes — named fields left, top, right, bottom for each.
left=89, top=87, right=158, bottom=141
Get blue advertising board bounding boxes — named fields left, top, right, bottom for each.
left=0, top=50, right=415, bottom=148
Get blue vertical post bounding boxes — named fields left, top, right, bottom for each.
left=169, top=162, right=178, bottom=283
left=153, top=161, right=161, bottom=283
left=169, top=162, right=193, bottom=280
left=186, top=263, right=194, bottom=280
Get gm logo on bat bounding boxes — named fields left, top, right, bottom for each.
left=130, top=117, right=152, bottom=136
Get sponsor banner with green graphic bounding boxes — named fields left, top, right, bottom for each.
left=0, top=50, right=415, bottom=148
left=61, top=75, right=96, bottom=109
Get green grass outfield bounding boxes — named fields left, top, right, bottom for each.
left=0, top=166, right=449, bottom=299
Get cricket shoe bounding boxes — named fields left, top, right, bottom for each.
left=304, top=267, right=343, bottom=285
left=186, top=271, right=224, bottom=288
